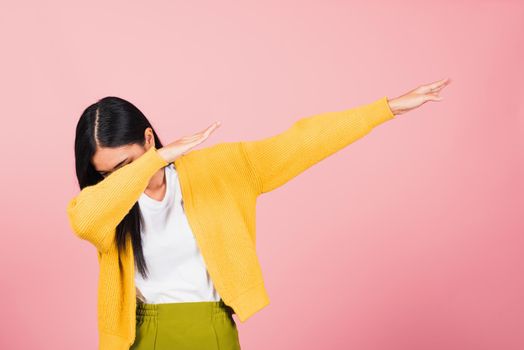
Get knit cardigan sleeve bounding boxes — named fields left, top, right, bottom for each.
left=240, top=96, right=396, bottom=195
left=66, top=146, right=168, bottom=253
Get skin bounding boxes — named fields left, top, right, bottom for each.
left=387, top=77, right=452, bottom=115
left=92, top=121, right=222, bottom=201
left=91, top=77, right=452, bottom=201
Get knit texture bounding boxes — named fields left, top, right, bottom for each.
left=66, top=95, right=395, bottom=350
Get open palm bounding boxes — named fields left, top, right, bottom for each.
left=158, top=121, right=222, bottom=162
left=388, top=78, right=452, bottom=115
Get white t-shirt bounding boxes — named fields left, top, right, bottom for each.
left=134, top=163, right=221, bottom=303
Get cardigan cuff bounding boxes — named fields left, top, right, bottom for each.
left=361, top=95, right=396, bottom=129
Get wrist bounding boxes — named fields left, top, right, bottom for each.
left=386, top=97, right=400, bottom=115
left=156, top=147, right=170, bottom=163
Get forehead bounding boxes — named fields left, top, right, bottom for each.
left=92, top=145, right=138, bottom=172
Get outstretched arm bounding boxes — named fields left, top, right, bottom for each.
left=240, top=78, right=452, bottom=195
left=240, top=96, right=395, bottom=194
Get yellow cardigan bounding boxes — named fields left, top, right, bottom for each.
left=66, top=96, right=395, bottom=350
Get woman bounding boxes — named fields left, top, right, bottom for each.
left=66, top=78, right=451, bottom=350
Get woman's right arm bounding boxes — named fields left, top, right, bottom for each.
left=66, top=121, right=221, bottom=254
left=66, top=146, right=168, bottom=253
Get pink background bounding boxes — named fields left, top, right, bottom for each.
left=1, top=1, right=522, bottom=349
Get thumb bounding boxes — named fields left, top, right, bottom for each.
left=426, top=94, right=443, bottom=101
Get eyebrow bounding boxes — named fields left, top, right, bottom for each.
left=97, top=157, right=129, bottom=174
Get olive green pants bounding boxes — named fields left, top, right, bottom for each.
left=130, top=299, right=241, bottom=350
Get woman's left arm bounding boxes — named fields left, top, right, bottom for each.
left=240, top=78, right=452, bottom=195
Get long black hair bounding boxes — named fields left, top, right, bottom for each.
left=72, top=96, right=162, bottom=279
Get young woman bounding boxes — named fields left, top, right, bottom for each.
left=67, top=78, right=451, bottom=350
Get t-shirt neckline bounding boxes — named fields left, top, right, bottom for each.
left=139, top=163, right=175, bottom=209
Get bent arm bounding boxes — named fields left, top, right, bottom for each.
left=240, top=96, right=395, bottom=195
left=66, top=146, right=168, bottom=253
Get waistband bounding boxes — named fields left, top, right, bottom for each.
left=136, top=299, right=234, bottom=322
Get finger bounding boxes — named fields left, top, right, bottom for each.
left=183, top=135, right=202, bottom=141
left=190, top=122, right=220, bottom=144
left=432, top=80, right=453, bottom=93
left=203, top=121, right=221, bottom=137
left=426, top=93, right=443, bottom=101
left=424, top=79, right=447, bottom=93
left=194, top=121, right=221, bottom=138
left=192, top=128, right=216, bottom=145
left=427, top=78, right=451, bottom=91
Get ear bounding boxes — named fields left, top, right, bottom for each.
left=144, top=127, right=155, bottom=148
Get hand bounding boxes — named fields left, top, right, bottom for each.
left=157, top=121, right=221, bottom=163
left=387, top=78, right=452, bottom=116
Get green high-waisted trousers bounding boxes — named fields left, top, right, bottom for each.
left=130, top=299, right=241, bottom=350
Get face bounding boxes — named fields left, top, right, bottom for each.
left=92, top=128, right=155, bottom=178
